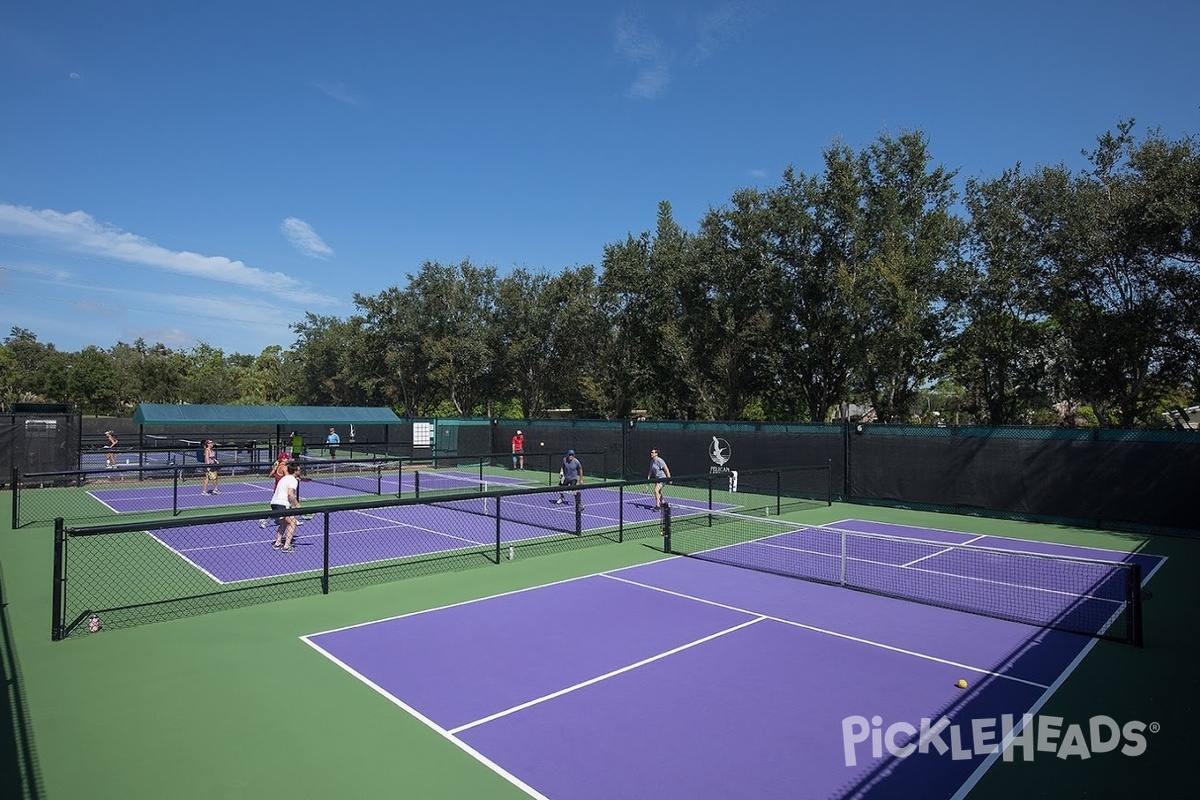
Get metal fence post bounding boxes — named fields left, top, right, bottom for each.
left=494, top=496, right=502, bottom=563
left=11, top=468, right=18, bottom=529
left=51, top=518, right=66, bottom=641
left=322, top=513, right=330, bottom=594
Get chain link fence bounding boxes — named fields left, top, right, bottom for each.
left=51, top=465, right=832, bottom=638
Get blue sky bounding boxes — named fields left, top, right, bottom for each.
left=2, top=1, right=1197, bottom=357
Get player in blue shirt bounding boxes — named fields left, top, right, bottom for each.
left=557, top=450, right=584, bottom=505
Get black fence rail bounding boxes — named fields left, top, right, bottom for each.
left=11, top=449, right=614, bottom=529
left=50, top=465, right=831, bottom=638
left=424, top=447, right=611, bottom=483
left=13, top=458, right=418, bottom=529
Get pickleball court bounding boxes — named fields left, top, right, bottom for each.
left=302, top=518, right=1164, bottom=800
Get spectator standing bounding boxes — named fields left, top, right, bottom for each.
left=201, top=439, right=220, bottom=494
left=103, top=430, right=118, bottom=469
left=511, top=430, right=525, bottom=469
left=648, top=448, right=671, bottom=510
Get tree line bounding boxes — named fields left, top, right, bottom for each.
left=3, top=121, right=1197, bottom=427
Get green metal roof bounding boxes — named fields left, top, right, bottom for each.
left=132, top=404, right=403, bottom=426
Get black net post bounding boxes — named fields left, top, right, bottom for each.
left=775, top=470, right=782, bottom=516
left=618, top=485, right=625, bottom=543
left=661, top=504, right=672, bottom=552
left=827, top=458, right=834, bottom=505
left=1129, top=562, right=1144, bottom=647
left=574, top=492, right=583, bottom=535
left=11, top=468, right=18, bottom=529
left=51, top=518, right=65, bottom=641
left=321, top=513, right=331, bottom=595
left=172, top=469, right=180, bottom=517
left=494, top=496, right=502, bottom=563
left=414, top=470, right=421, bottom=498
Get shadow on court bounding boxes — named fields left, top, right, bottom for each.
left=0, top=560, right=44, bottom=800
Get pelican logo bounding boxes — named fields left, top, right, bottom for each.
left=709, top=436, right=731, bottom=467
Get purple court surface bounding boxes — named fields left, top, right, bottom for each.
left=136, top=486, right=717, bottom=584
left=303, top=519, right=1165, bottom=800
left=86, top=468, right=531, bottom=515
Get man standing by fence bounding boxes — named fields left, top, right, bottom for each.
left=511, top=429, right=525, bottom=469
left=648, top=448, right=671, bottom=510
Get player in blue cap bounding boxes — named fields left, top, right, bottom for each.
left=557, top=450, right=584, bottom=504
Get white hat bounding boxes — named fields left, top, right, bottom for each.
left=516, top=430, right=522, bottom=434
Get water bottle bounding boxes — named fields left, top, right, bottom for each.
left=88, top=614, right=101, bottom=633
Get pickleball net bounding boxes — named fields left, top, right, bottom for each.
left=662, top=506, right=1143, bottom=645
left=298, top=454, right=403, bottom=497
left=420, top=476, right=584, bottom=537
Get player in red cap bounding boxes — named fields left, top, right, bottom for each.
left=511, top=429, right=525, bottom=469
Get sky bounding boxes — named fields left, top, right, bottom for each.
left=1, top=1, right=1197, bottom=357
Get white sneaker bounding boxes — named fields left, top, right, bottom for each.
left=555, top=498, right=564, bottom=505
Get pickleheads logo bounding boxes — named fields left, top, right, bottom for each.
left=841, top=714, right=1156, bottom=767
left=708, top=436, right=731, bottom=468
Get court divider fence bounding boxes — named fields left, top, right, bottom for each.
left=12, top=448, right=612, bottom=530
left=50, top=464, right=833, bottom=639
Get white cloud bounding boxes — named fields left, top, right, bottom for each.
left=615, top=12, right=672, bottom=100
left=313, top=80, right=360, bottom=106
left=615, top=12, right=665, bottom=64
left=691, top=0, right=771, bottom=65
left=628, top=66, right=672, bottom=100
left=0, top=204, right=338, bottom=305
left=280, top=217, right=335, bottom=259
left=69, top=71, right=80, bottom=80
left=613, top=2, right=772, bottom=99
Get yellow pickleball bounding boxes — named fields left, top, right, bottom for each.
left=956, top=679, right=968, bottom=689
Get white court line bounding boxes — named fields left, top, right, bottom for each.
left=447, top=616, right=767, bottom=735
left=350, top=509, right=486, bottom=547
left=145, top=530, right=226, bottom=583
left=601, top=573, right=1051, bottom=690
left=901, top=534, right=986, bottom=567
left=84, top=492, right=120, bottom=514
left=951, top=551, right=1169, bottom=798
left=300, top=637, right=552, bottom=800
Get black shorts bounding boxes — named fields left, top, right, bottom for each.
left=559, top=478, right=579, bottom=488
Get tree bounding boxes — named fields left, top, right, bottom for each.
left=494, top=266, right=604, bottom=417
left=690, top=190, right=777, bottom=419
left=943, top=167, right=1057, bottom=424
left=1026, top=121, right=1200, bottom=425
left=850, top=131, right=962, bottom=422
left=763, top=157, right=858, bottom=422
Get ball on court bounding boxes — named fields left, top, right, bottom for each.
left=956, top=679, right=968, bottom=689
left=540, top=442, right=545, bottom=447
